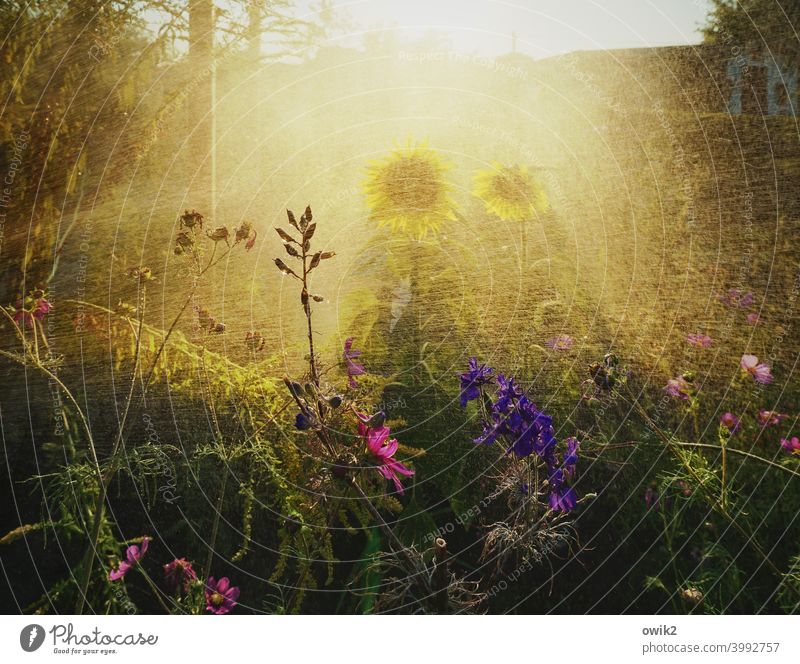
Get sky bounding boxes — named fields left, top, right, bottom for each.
left=299, top=0, right=713, bottom=58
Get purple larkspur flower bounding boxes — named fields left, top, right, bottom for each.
left=548, top=468, right=577, bottom=513
left=458, top=358, right=494, bottom=407
left=343, top=337, right=365, bottom=388
left=493, top=374, right=523, bottom=414
left=686, top=333, right=712, bottom=349
left=665, top=376, right=692, bottom=400
left=757, top=409, right=787, bottom=427
left=545, top=334, right=575, bottom=351
left=740, top=354, right=773, bottom=384
left=109, top=538, right=150, bottom=581
left=205, top=576, right=240, bottom=614
left=718, top=289, right=754, bottom=309
left=720, top=412, right=741, bottom=434
left=746, top=312, right=760, bottom=326
left=780, top=436, right=800, bottom=455
left=294, top=411, right=314, bottom=430
left=163, top=557, right=197, bottom=594
left=563, top=437, right=580, bottom=477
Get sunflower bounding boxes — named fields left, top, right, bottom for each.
left=472, top=162, right=548, bottom=222
left=363, top=140, right=456, bottom=240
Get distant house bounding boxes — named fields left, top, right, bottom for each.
left=726, top=44, right=798, bottom=115
left=530, top=43, right=799, bottom=117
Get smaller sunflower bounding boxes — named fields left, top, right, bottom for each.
left=363, top=139, right=456, bottom=240
left=472, top=162, right=548, bottom=222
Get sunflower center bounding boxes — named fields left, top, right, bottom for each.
left=382, top=156, right=443, bottom=212
left=492, top=171, right=530, bottom=204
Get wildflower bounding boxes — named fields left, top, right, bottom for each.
left=363, top=139, right=455, bottom=239
left=680, top=587, right=703, bottom=606
left=720, top=412, right=741, bottom=433
left=206, top=226, right=230, bottom=244
left=234, top=221, right=257, bottom=250
left=244, top=331, right=265, bottom=352
left=740, top=354, right=773, bottom=384
left=780, top=437, right=800, bottom=455
left=127, top=266, right=152, bottom=282
left=757, top=409, right=787, bottom=427
left=718, top=289, right=754, bottom=309
left=294, top=412, right=314, bottom=430
left=174, top=231, right=194, bottom=255
left=686, top=333, right=712, bottom=348
left=358, top=414, right=414, bottom=495
left=458, top=357, right=494, bottom=407
left=205, top=577, right=240, bottom=614
left=12, top=292, right=52, bottom=329
left=472, top=162, right=548, bottom=222
left=664, top=375, right=692, bottom=400
left=587, top=353, right=624, bottom=391
left=109, top=538, right=150, bottom=581
left=746, top=312, right=759, bottom=326
left=163, top=558, right=197, bottom=594
left=343, top=337, right=365, bottom=388
left=180, top=209, right=204, bottom=229
left=545, top=334, right=575, bottom=351
left=548, top=469, right=576, bottom=513
left=563, top=437, right=580, bottom=477
left=644, top=486, right=660, bottom=511
left=676, top=480, right=692, bottom=497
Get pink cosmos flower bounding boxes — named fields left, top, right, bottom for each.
left=358, top=413, right=414, bottom=495
left=665, top=376, right=691, bottom=400
left=12, top=295, right=52, bottom=329
left=205, top=577, right=239, bottom=614
left=746, top=312, right=759, bottom=326
left=343, top=337, right=365, bottom=388
left=718, top=289, right=754, bottom=309
left=780, top=437, right=800, bottom=455
left=740, top=354, right=773, bottom=384
left=545, top=334, right=575, bottom=351
left=720, top=412, right=740, bottom=434
left=757, top=409, right=787, bottom=427
left=109, top=538, right=150, bottom=581
left=686, top=333, right=712, bottom=348
left=163, top=557, right=198, bottom=594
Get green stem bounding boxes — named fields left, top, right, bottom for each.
left=75, top=286, right=146, bottom=614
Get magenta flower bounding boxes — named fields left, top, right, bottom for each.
left=163, top=557, right=197, bottom=594
left=718, top=289, right=754, bottom=309
left=205, top=577, right=240, bottom=614
left=108, top=538, right=150, bottom=581
left=644, top=486, right=660, bottom=511
left=343, top=337, right=365, bottom=388
left=746, top=312, right=760, bottom=326
left=686, top=333, right=712, bottom=349
left=12, top=295, right=52, bottom=329
left=780, top=437, right=800, bottom=455
left=545, top=334, right=575, bottom=351
left=740, top=354, right=773, bottom=384
left=358, top=414, right=414, bottom=495
left=548, top=468, right=577, bottom=513
left=720, top=412, right=741, bottom=434
left=664, top=375, right=691, bottom=400
left=757, top=409, right=787, bottom=427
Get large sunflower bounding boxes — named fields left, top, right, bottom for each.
left=472, top=162, right=548, bottom=222
left=363, top=140, right=456, bottom=240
